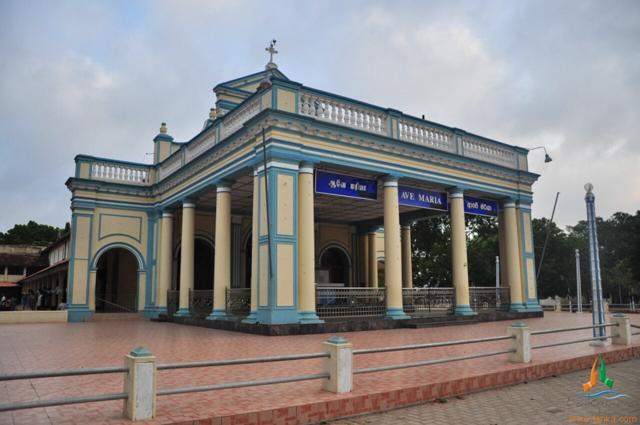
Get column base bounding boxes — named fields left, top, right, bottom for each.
left=589, top=339, right=607, bottom=347
left=206, top=309, right=233, bottom=321
left=143, top=307, right=167, bottom=319
left=241, top=311, right=258, bottom=324
left=385, top=308, right=410, bottom=320
left=509, top=303, right=528, bottom=313
left=67, top=305, right=93, bottom=322
left=525, top=301, right=543, bottom=312
left=298, top=311, right=324, bottom=324
left=173, top=308, right=191, bottom=317
left=454, top=304, right=478, bottom=316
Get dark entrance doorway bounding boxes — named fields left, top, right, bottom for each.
left=95, top=248, right=138, bottom=312
left=319, top=247, right=351, bottom=286
left=175, top=238, right=214, bottom=290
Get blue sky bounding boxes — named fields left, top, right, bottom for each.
left=1, top=0, right=639, bottom=231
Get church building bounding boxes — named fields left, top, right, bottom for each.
left=65, top=43, right=542, bottom=325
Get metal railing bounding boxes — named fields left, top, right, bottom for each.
left=0, top=315, right=636, bottom=419
left=469, top=287, right=510, bottom=311
left=226, top=288, right=251, bottom=317
left=189, top=289, right=213, bottom=317
left=167, top=290, right=179, bottom=316
left=402, top=287, right=455, bottom=315
left=316, top=287, right=386, bottom=318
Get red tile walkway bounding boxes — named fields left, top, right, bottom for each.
left=0, top=312, right=639, bottom=425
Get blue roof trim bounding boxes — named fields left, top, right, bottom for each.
left=214, top=68, right=289, bottom=91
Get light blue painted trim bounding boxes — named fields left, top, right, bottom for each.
left=67, top=306, right=92, bottom=322
left=454, top=304, right=478, bottom=316
left=97, top=213, right=142, bottom=243
left=72, top=198, right=154, bottom=212
left=298, top=311, right=323, bottom=323
left=386, top=307, right=410, bottom=320
left=215, top=68, right=289, bottom=90
left=509, top=302, right=528, bottom=313
left=145, top=211, right=158, bottom=310
left=90, top=242, right=147, bottom=271
left=174, top=308, right=191, bottom=317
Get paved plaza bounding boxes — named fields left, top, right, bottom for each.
left=0, top=312, right=638, bottom=425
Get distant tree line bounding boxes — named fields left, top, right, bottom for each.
left=411, top=211, right=640, bottom=303
left=0, top=221, right=69, bottom=246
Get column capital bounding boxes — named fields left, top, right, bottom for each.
left=161, top=211, right=174, bottom=218
left=299, top=161, right=315, bottom=174
left=182, top=199, right=196, bottom=208
left=502, top=199, right=517, bottom=209
left=449, top=187, right=464, bottom=198
left=383, top=175, right=399, bottom=187
left=516, top=200, right=532, bottom=210
left=216, top=182, right=232, bottom=193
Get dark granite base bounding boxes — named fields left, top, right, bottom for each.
left=154, top=309, right=544, bottom=336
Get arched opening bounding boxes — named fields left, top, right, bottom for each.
left=319, top=246, right=351, bottom=286
left=174, top=238, right=214, bottom=290
left=95, top=248, right=139, bottom=312
left=244, top=232, right=252, bottom=289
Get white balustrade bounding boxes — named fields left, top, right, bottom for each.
left=461, top=136, right=518, bottom=168
left=397, top=120, right=455, bottom=153
left=91, top=162, right=150, bottom=185
left=219, top=97, right=262, bottom=141
left=158, top=153, right=182, bottom=181
left=299, top=92, right=388, bottom=136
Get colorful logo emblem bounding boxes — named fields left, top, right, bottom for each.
left=578, top=354, right=628, bottom=400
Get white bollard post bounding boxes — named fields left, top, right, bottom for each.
left=322, top=336, right=353, bottom=394
left=508, top=322, right=531, bottom=363
left=610, top=314, right=631, bottom=346
left=124, top=347, right=157, bottom=420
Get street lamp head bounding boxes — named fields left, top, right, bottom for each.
left=528, top=146, right=553, bottom=164
left=544, top=153, right=552, bottom=163
left=584, top=183, right=594, bottom=193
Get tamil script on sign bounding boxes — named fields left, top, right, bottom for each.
left=315, top=170, right=378, bottom=200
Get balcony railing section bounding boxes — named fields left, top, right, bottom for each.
left=226, top=288, right=251, bottom=317
left=189, top=289, right=213, bottom=317
left=469, top=286, right=510, bottom=311
left=316, top=287, right=386, bottom=318
left=90, top=162, right=150, bottom=185
left=397, top=119, right=456, bottom=153
left=185, top=132, right=216, bottom=163
left=462, top=136, right=518, bottom=169
left=402, top=287, right=455, bottom=315
left=158, top=152, right=182, bottom=181
left=219, top=96, right=263, bottom=140
left=300, top=91, right=388, bottom=136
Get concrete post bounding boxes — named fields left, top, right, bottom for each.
left=209, top=183, right=232, bottom=319
left=508, top=322, right=531, bottom=363
left=449, top=189, right=475, bottom=316
left=298, top=163, right=322, bottom=323
left=368, top=231, right=378, bottom=288
left=401, top=225, right=413, bottom=289
left=383, top=176, right=408, bottom=319
left=123, top=347, right=156, bottom=420
left=611, top=314, right=631, bottom=345
left=322, top=336, right=353, bottom=394
left=176, top=201, right=195, bottom=316
left=156, top=211, right=173, bottom=315
left=243, top=172, right=260, bottom=323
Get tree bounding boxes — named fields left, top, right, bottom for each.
left=0, top=221, right=64, bottom=245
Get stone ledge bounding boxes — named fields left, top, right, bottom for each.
left=0, top=310, right=68, bottom=324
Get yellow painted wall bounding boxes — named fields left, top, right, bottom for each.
left=0, top=311, right=68, bottom=324
left=277, top=174, right=294, bottom=235
left=276, top=89, right=296, bottom=113
left=276, top=244, right=294, bottom=306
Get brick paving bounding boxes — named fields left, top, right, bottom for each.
left=331, top=358, right=640, bottom=425
left=0, top=312, right=638, bottom=425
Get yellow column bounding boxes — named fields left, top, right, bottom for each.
left=175, top=200, right=195, bottom=316
left=401, top=225, right=413, bottom=289
left=209, top=184, right=232, bottom=319
left=503, top=200, right=526, bottom=311
left=450, top=189, right=475, bottom=315
left=383, top=176, right=408, bottom=319
left=156, top=211, right=173, bottom=314
left=360, top=234, right=369, bottom=287
left=368, top=231, right=378, bottom=288
left=298, top=163, right=322, bottom=323
left=243, top=172, right=260, bottom=323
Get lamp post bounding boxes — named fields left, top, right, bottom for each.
left=575, top=249, right=583, bottom=313
left=584, top=183, right=606, bottom=345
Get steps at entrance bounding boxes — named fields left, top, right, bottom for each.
left=401, top=315, right=478, bottom=328
left=91, top=313, right=144, bottom=321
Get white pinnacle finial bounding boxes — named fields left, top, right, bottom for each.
left=265, top=39, right=278, bottom=70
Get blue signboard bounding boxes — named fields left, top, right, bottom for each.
left=464, top=196, right=498, bottom=217
left=315, top=170, right=378, bottom=200
left=398, top=187, right=448, bottom=211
